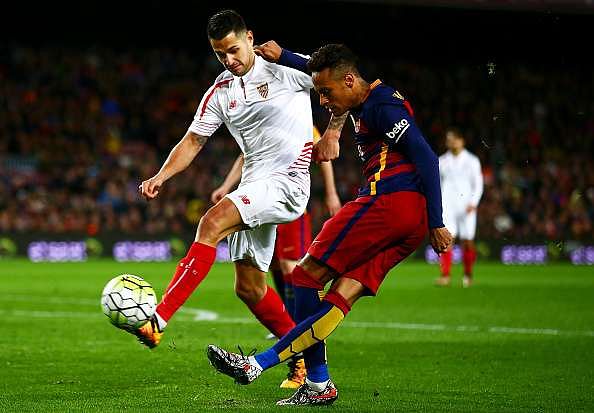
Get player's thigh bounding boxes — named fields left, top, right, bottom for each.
left=228, top=223, right=277, bottom=272
left=226, top=180, right=281, bottom=228
left=342, top=222, right=427, bottom=296
left=309, top=191, right=426, bottom=275
left=458, top=210, right=477, bottom=240
left=227, top=176, right=308, bottom=228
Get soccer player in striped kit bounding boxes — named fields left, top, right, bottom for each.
left=435, top=127, right=484, bottom=287
left=210, top=125, right=341, bottom=388
left=207, top=42, right=452, bottom=406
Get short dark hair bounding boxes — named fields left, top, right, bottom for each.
left=207, top=10, right=247, bottom=40
left=307, top=44, right=360, bottom=76
left=446, top=126, right=464, bottom=140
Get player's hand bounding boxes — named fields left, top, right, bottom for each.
left=466, top=205, right=477, bottom=214
left=211, top=186, right=229, bottom=204
left=313, top=131, right=340, bottom=162
left=139, top=175, right=164, bottom=201
left=324, top=190, right=342, bottom=216
left=254, top=41, right=282, bottom=62
left=429, top=226, right=453, bottom=254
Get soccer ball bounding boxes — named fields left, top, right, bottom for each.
left=101, top=274, right=157, bottom=330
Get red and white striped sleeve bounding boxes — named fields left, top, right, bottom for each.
left=188, top=78, right=231, bottom=137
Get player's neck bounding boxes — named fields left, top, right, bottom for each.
left=356, top=80, right=372, bottom=106
left=451, top=148, right=463, bottom=156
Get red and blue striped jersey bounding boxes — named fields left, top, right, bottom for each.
left=349, top=80, right=444, bottom=228
left=350, top=80, right=418, bottom=197
left=277, top=49, right=444, bottom=229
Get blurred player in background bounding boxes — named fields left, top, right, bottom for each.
left=134, top=8, right=346, bottom=369
left=210, top=125, right=341, bottom=388
left=435, top=127, right=484, bottom=287
left=207, top=42, right=452, bottom=406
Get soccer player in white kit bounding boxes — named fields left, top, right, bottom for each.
left=435, top=127, right=484, bottom=287
left=133, top=9, right=345, bottom=353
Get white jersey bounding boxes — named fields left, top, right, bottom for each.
left=439, top=149, right=484, bottom=209
left=188, top=55, right=314, bottom=183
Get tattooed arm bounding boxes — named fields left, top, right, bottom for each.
left=313, top=113, right=348, bottom=162
left=327, top=113, right=348, bottom=134
left=139, top=131, right=208, bottom=201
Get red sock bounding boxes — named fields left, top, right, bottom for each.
left=440, top=249, right=452, bottom=277
left=248, top=286, right=295, bottom=338
left=156, top=242, right=216, bottom=322
left=463, top=247, right=476, bottom=277
left=324, top=290, right=352, bottom=316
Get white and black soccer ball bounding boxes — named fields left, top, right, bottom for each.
left=101, top=274, right=157, bottom=330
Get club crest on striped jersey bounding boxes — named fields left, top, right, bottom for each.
left=256, top=83, right=269, bottom=98
left=352, top=118, right=368, bottom=134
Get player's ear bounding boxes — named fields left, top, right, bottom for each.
left=344, top=73, right=355, bottom=88
left=245, top=30, right=254, bottom=46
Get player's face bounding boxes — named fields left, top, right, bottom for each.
left=312, top=68, right=355, bottom=116
left=210, top=30, right=255, bottom=76
left=446, top=132, right=464, bottom=152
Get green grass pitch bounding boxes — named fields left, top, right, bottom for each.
left=1, top=259, right=593, bottom=412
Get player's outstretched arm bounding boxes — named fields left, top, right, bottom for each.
left=211, top=154, right=244, bottom=203
left=139, top=131, right=207, bottom=201
left=381, top=106, right=452, bottom=252
left=399, top=129, right=453, bottom=253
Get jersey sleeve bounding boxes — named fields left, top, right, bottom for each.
left=373, top=104, right=445, bottom=229
left=188, top=82, right=225, bottom=137
left=278, top=49, right=309, bottom=73
left=469, top=156, right=484, bottom=207
left=277, top=49, right=313, bottom=91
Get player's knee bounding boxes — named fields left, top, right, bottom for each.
left=326, top=278, right=366, bottom=312
left=292, top=263, right=327, bottom=290
left=234, top=281, right=266, bottom=306
left=294, top=255, right=334, bottom=287
left=323, top=289, right=353, bottom=316
left=197, top=210, right=224, bottom=242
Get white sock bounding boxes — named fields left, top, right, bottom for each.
left=154, top=312, right=168, bottom=330
left=248, top=356, right=263, bottom=370
left=306, top=377, right=329, bottom=392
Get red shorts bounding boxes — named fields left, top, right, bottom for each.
left=274, top=212, right=312, bottom=261
left=308, top=191, right=427, bottom=295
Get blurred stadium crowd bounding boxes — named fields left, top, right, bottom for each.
left=1, top=46, right=593, bottom=241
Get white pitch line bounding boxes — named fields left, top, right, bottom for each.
left=1, top=309, right=93, bottom=318
left=2, top=295, right=594, bottom=338
left=1, top=294, right=99, bottom=306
